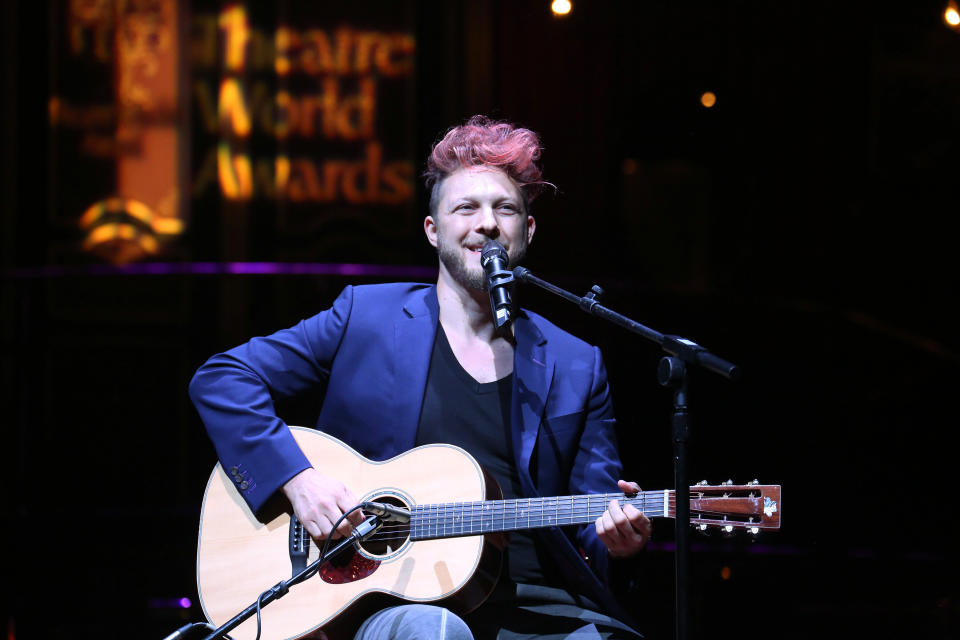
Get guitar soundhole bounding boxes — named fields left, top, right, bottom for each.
left=356, top=495, right=411, bottom=558
left=316, top=495, right=410, bottom=585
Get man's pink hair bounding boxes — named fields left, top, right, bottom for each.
left=424, top=115, right=551, bottom=213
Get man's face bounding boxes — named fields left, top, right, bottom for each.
left=424, top=166, right=536, bottom=291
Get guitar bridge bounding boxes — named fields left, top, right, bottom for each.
left=289, top=515, right=309, bottom=576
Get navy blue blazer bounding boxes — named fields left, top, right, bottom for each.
left=190, top=283, right=630, bottom=618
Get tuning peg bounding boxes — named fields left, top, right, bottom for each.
left=748, top=526, right=760, bottom=536
left=697, top=480, right=708, bottom=486
left=747, top=479, right=759, bottom=486
left=721, top=479, right=733, bottom=486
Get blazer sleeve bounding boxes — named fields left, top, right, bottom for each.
left=568, top=345, right=623, bottom=586
left=189, top=285, right=356, bottom=515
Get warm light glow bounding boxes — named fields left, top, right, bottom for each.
left=720, top=566, right=731, bottom=580
left=700, top=91, right=717, bottom=108
left=551, top=0, right=572, bottom=16
left=946, top=5, right=960, bottom=26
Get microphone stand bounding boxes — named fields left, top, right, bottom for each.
left=512, top=267, right=740, bottom=640
left=161, top=516, right=384, bottom=640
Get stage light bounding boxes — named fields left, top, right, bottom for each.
left=700, top=91, right=717, bottom=108
left=720, top=566, right=731, bottom=580
left=946, top=1, right=960, bottom=27
left=551, top=0, right=572, bottom=17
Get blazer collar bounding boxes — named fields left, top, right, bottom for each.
left=512, top=313, right=554, bottom=495
left=393, top=287, right=440, bottom=450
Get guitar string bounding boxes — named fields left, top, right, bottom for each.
left=312, top=507, right=756, bottom=547
left=359, top=494, right=698, bottom=533
left=305, top=492, right=766, bottom=546
left=347, top=494, right=755, bottom=533
left=351, top=489, right=760, bottom=527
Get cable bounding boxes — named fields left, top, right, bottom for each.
left=248, top=504, right=366, bottom=640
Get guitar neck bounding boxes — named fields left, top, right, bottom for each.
left=410, top=491, right=671, bottom=541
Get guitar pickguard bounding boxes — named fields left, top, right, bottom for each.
left=317, top=551, right=381, bottom=584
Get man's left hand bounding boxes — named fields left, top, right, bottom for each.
left=595, top=480, right=652, bottom=558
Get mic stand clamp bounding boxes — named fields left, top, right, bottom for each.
left=512, top=267, right=740, bottom=640
left=198, top=516, right=384, bottom=640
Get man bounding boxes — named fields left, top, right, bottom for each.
left=190, top=116, right=651, bottom=639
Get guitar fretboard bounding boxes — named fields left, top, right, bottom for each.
left=409, top=491, right=672, bottom=541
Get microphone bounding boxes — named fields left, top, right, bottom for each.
left=362, top=501, right=411, bottom=523
left=481, top=239, right=515, bottom=331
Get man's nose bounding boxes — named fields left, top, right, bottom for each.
left=474, top=206, right=499, bottom=236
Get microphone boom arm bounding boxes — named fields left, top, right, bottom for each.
left=512, top=267, right=740, bottom=380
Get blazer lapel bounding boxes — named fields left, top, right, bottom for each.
left=392, top=287, right=440, bottom=452
left=512, top=314, right=554, bottom=496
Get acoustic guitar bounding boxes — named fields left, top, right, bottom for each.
left=196, top=427, right=780, bottom=640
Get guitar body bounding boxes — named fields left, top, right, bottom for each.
left=197, top=428, right=502, bottom=640
left=197, top=428, right=782, bottom=640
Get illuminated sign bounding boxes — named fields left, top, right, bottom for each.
left=191, top=5, right=416, bottom=205
left=48, top=1, right=418, bottom=265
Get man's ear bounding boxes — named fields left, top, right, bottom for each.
left=526, top=214, right=536, bottom=244
left=424, top=215, right=438, bottom=248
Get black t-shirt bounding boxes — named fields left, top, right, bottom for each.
left=415, top=326, right=562, bottom=586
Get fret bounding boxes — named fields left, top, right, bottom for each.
left=415, top=489, right=675, bottom=540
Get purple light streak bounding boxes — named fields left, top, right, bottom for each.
left=3, top=262, right=439, bottom=279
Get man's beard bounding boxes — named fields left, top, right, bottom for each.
left=437, top=238, right=527, bottom=292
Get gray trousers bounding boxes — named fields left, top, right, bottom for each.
left=353, top=584, right=641, bottom=640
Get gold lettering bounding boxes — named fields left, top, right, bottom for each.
left=219, top=5, right=250, bottom=72
left=217, top=143, right=253, bottom=200
left=288, top=159, right=323, bottom=202
left=218, top=78, right=251, bottom=137
left=275, top=91, right=295, bottom=139
left=353, top=32, right=379, bottom=74
left=275, top=27, right=297, bottom=75
left=249, top=26, right=275, bottom=72
left=276, top=155, right=291, bottom=194
left=378, top=34, right=416, bottom=77
left=320, top=161, right=344, bottom=202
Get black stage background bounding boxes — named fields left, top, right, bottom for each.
left=3, top=1, right=959, bottom=638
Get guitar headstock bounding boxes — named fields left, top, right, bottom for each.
left=685, top=480, right=781, bottom=533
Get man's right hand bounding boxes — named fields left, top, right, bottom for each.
left=282, top=468, right=366, bottom=542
